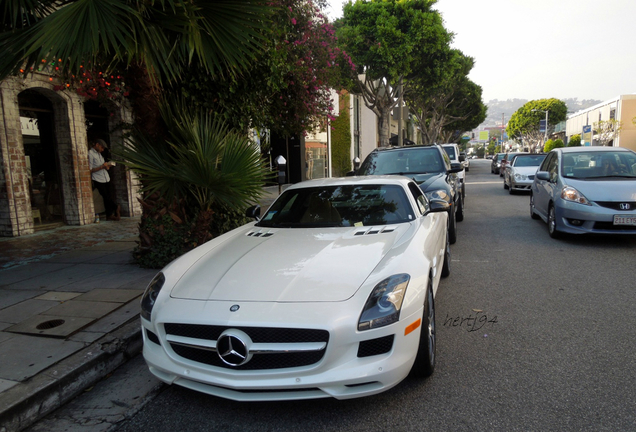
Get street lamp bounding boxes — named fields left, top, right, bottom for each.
left=532, top=109, right=549, bottom=152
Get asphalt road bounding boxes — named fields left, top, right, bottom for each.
left=38, top=159, right=636, bottom=431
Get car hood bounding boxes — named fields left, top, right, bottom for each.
left=169, top=225, right=408, bottom=303
left=408, top=172, right=447, bottom=191
left=565, top=178, right=636, bottom=201
left=512, top=166, right=540, bottom=176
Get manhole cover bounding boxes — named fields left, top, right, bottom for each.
left=36, top=319, right=66, bottom=330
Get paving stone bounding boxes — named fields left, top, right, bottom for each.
left=0, top=335, right=85, bottom=381
left=0, top=299, right=58, bottom=324
left=0, top=263, right=74, bottom=286
left=0, top=379, right=18, bottom=393
left=34, top=292, right=83, bottom=302
left=5, top=314, right=95, bottom=338
left=43, top=301, right=122, bottom=319
left=80, top=301, right=141, bottom=334
left=0, top=288, right=41, bottom=309
left=75, top=289, right=143, bottom=303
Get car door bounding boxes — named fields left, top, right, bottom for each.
left=532, top=151, right=558, bottom=218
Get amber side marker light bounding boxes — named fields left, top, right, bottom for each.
left=404, top=318, right=421, bottom=336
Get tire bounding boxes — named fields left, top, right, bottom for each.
left=411, top=277, right=436, bottom=378
left=448, top=205, right=457, bottom=244
left=530, top=194, right=540, bottom=219
left=456, top=194, right=464, bottom=222
left=548, top=204, right=561, bottom=239
left=441, top=231, right=451, bottom=278
left=503, top=179, right=508, bottom=189
left=508, top=184, right=515, bottom=195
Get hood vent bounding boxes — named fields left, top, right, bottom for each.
left=354, top=226, right=396, bottom=236
left=247, top=230, right=274, bottom=238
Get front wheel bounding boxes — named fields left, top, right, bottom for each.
left=448, top=206, right=457, bottom=244
left=441, top=231, right=451, bottom=277
left=456, top=194, right=464, bottom=222
left=530, top=195, right=540, bottom=219
left=411, top=277, right=436, bottom=378
left=548, top=205, right=561, bottom=239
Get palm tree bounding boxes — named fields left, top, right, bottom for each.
left=1, top=0, right=274, bottom=267
left=1, top=0, right=270, bottom=136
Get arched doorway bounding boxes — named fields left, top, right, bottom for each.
left=18, top=89, right=65, bottom=227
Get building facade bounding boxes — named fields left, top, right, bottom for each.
left=566, top=94, right=636, bottom=150
left=0, top=72, right=141, bottom=237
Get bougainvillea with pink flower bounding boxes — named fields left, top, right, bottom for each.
left=175, top=0, right=355, bottom=136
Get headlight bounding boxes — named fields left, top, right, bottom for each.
left=358, top=274, right=409, bottom=331
left=425, top=190, right=450, bottom=203
left=141, top=272, right=165, bottom=321
left=514, top=173, right=527, bottom=181
left=561, top=186, right=590, bottom=205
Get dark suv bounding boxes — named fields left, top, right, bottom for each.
left=351, top=145, right=463, bottom=244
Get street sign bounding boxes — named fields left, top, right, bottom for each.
left=582, top=125, right=592, bottom=146
left=539, top=119, right=546, bottom=133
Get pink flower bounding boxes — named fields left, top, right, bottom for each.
left=291, top=18, right=297, bottom=25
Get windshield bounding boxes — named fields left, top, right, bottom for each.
left=561, top=151, right=636, bottom=179
left=257, top=185, right=416, bottom=228
left=512, top=154, right=546, bottom=167
left=358, top=147, right=445, bottom=175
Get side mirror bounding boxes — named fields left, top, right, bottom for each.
left=245, top=205, right=261, bottom=220
left=448, top=162, right=463, bottom=173
left=353, top=157, right=361, bottom=170
left=345, top=170, right=356, bottom=177
left=535, top=171, right=550, bottom=181
left=459, top=153, right=466, bottom=162
left=429, top=199, right=450, bottom=213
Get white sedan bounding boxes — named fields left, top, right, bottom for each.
left=141, top=176, right=450, bottom=401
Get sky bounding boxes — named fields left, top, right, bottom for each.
left=324, top=0, right=636, bottom=103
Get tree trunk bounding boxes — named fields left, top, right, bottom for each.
left=378, top=109, right=391, bottom=147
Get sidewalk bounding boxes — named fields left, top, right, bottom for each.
left=0, top=186, right=285, bottom=432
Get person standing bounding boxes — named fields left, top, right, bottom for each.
left=88, top=139, right=120, bottom=221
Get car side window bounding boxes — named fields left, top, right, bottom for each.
left=540, top=152, right=554, bottom=172
left=408, top=182, right=428, bottom=215
left=546, top=153, right=559, bottom=181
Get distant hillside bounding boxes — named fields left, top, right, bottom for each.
left=481, top=98, right=602, bottom=128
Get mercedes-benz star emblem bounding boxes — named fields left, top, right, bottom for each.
left=217, top=333, right=250, bottom=366
left=619, top=203, right=631, bottom=210
left=230, top=304, right=240, bottom=312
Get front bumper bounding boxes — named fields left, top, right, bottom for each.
left=554, top=199, right=636, bottom=235
left=142, top=299, right=424, bottom=401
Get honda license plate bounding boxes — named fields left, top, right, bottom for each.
left=613, top=215, right=636, bottom=226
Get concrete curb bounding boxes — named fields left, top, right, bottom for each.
left=0, top=319, right=142, bottom=432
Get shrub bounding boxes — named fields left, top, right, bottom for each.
left=568, top=134, right=581, bottom=146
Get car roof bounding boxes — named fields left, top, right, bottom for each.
left=555, top=146, right=634, bottom=154
left=372, top=144, right=443, bottom=152
left=285, top=175, right=414, bottom=191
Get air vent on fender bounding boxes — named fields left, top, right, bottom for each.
left=354, top=227, right=396, bottom=236
left=246, top=230, right=274, bottom=238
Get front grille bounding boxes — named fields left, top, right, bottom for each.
left=595, top=201, right=636, bottom=211
left=357, top=335, right=394, bottom=358
left=164, top=324, right=329, bottom=370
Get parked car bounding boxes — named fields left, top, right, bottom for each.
left=491, top=153, right=506, bottom=174
left=504, top=154, right=547, bottom=194
left=440, top=143, right=466, bottom=200
left=141, top=176, right=450, bottom=401
left=354, top=145, right=464, bottom=244
left=460, top=152, right=470, bottom=171
left=499, top=152, right=528, bottom=177
left=530, top=147, right=636, bottom=238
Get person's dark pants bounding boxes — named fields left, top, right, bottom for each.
left=93, top=180, right=117, bottom=218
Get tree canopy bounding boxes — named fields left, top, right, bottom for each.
left=336, top=0, right=452, bottom=146
left=506, top=98, right=568, bottom=149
